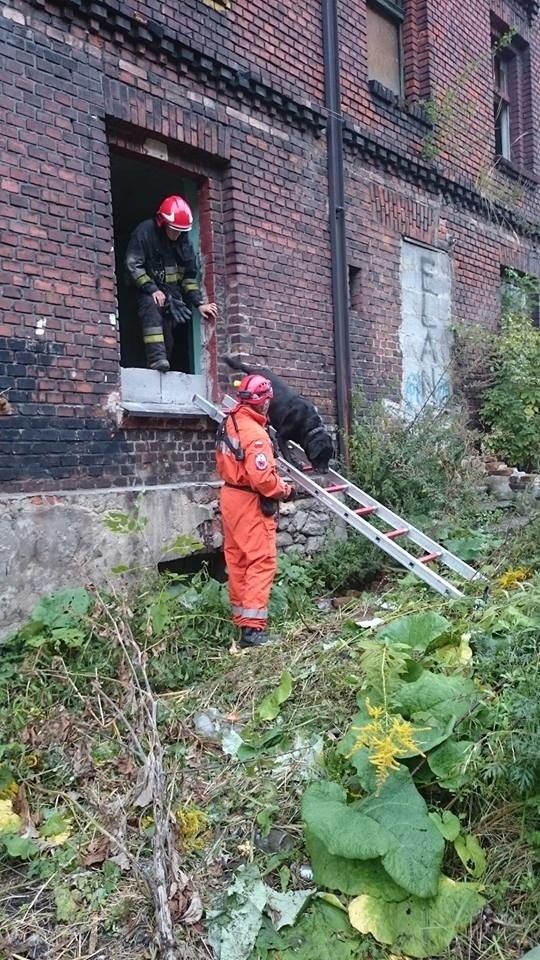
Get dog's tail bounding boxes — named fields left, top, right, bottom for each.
left=222, top=354, right=256, bottom=375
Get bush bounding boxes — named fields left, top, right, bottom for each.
left=480, top=312, right=540, bottom=472
left=307, top=533, right=383, bottom=593
left=347, top=398, right=482, bottom=522
left=473, top=578, right=540, bottom=799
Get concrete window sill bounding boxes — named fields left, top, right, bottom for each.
left=120, top=367, right=207, bottom=418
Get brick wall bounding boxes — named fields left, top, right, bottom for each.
left=0, top=0, right=333, bottom=490
left=1, top=0, right=539, bottom=494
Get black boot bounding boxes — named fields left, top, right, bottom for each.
left=239, top=627, right=273, bottom=649
left=149, top=357, right=170, bottom=372
left=138, top=295, right=170, bottom=372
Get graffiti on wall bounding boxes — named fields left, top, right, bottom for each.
left=400, top=241, right=452, bottom=413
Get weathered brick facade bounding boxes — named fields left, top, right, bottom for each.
left=1, top=0, right=539, bottom=625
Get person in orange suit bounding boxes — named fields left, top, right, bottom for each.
left=216, top=373, right=296, bottom=649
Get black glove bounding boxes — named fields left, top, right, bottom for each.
left=282, top=484, right=296, bottom=502
left=165, top=294, right=192, bottom=326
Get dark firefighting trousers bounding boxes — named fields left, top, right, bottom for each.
left=136, top=293, right=174, bottom=368
left=220, top=486, right=277, bottom=630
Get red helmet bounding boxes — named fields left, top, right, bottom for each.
left=156, top=196, right=193, bottom=232
left=236, top=373, right=273, bottom=406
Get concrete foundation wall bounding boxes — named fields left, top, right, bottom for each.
left=0, top=484, right=345, bottom=640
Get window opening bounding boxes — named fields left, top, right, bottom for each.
left=501, top=267, right=540, bottom=327
left=367, top=0, right=404, bottom=96
left=110, top=150, right=204, bottom=376
left=348, top=265, right=362, bottom=313
left=493, top=53, right=511, bottom=160
left=491, top=19, right=533, bottom=170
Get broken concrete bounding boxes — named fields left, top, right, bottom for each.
left=1, top=483, right=346, bottom=639
left=0, top=483, right=219, bottom=640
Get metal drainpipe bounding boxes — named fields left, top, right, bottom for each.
left=322, top=0, right=352, bottom=460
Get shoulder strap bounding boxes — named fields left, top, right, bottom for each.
left=217, top=413, right=245, bottom=461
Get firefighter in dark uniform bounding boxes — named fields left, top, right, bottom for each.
left=125, top=195, right=218, bottom=372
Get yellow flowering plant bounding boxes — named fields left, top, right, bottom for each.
left=496, top=567, right=532, bottom=590
left=347, top=700, right=426, bottom=787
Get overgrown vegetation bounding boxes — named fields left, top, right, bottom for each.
left=1, top=505, right=539, bottom=958
left=348, top=396, right=483, bottom=523
left=452, top=271, right=540, bottom=472
left=480, top=311, right=540, bottom=472
left=1, top=386, right=539, bottom=959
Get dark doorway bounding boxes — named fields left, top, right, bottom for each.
left=109, top=150, right=203, bottom=372
left=158, top=551, right=227, bottom=582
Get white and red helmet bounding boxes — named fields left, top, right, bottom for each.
left=236, top=374, right=273, bottom=406
left=156, top=196, right=193, bottom=232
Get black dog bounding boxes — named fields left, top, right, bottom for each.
left=222, top=355, right=335, bottom=472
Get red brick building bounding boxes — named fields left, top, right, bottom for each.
left=1, top=0, right=539, bottom=628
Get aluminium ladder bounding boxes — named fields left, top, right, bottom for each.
left=194, top=394, right=486, bottom=599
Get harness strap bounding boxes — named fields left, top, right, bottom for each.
left=304, top=424, right=326, bottom=444
left=217, top=413, right=245, bottom=461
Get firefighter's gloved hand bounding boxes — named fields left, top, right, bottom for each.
left=166, top=295, right=192, bottom=326
left=282, top=484, right=297, bottom=502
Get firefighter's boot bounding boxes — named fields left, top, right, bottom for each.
left=239, top=627, right=275, bottom=649
left=144, top=332, right=170, bottom=372
left=140, top=302, right=170, bottom=372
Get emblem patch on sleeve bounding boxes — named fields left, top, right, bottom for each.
left=255, top=453, right=268, bottom=470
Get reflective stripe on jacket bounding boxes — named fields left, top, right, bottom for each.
left=124, top=218, right=203, bottom=307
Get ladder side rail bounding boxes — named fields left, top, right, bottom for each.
left=324, top=471, right=483, bottom=583
left=266, top=436, right=483, bottom=582
left=274, top=458, right=463, bottom=599
left=196, top=395, right=467, bottom=597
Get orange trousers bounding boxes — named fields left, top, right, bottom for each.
left=220, top=487, right=277, bottom=629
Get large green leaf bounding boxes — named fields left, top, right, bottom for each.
left=359, top=768, right=444, bottom=898
left=348, top=876, right=484, bottom=958
left=427, top=739, right=477, bottom=791
left=390, top=671, right=478, bottom=751
left=377, top=613, right=451, bottom=652
left=454, top=834, right=486, bottom=879
left=31, top=588, right=92, bottom=629
left=392, top=671, right=477, bottom=719
left=301, top=781, right=391, bottom=861
left=302, top=770, right=444, bottom=899
left=253, top=900, right=367, bottom=960
left=305, top=830, right=408, bottom=900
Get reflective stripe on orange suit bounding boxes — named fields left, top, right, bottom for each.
left=216, top=404, right=292, bottom=629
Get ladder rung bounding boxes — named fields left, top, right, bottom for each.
left=354, top=506, right=378, bottom=516
left=325, top=484, right=348, bottom=493
left=386, top=527, right=409, bottom=540
left=419, top=551, right=442, bottom=564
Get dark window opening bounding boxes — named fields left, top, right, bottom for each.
left=367, top=0, right=404, bottom=96
left=493, top=54, right=511, bottom=160
left=348, top=265, right=362, bottom=313
left=491, top=19, right=533, bottom=170
left=501, top=267, right=540, bottom=327
left=110, top=149, right=204, bottom=374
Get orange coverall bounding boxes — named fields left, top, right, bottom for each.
left=216, top=404, right=292, bottom=630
